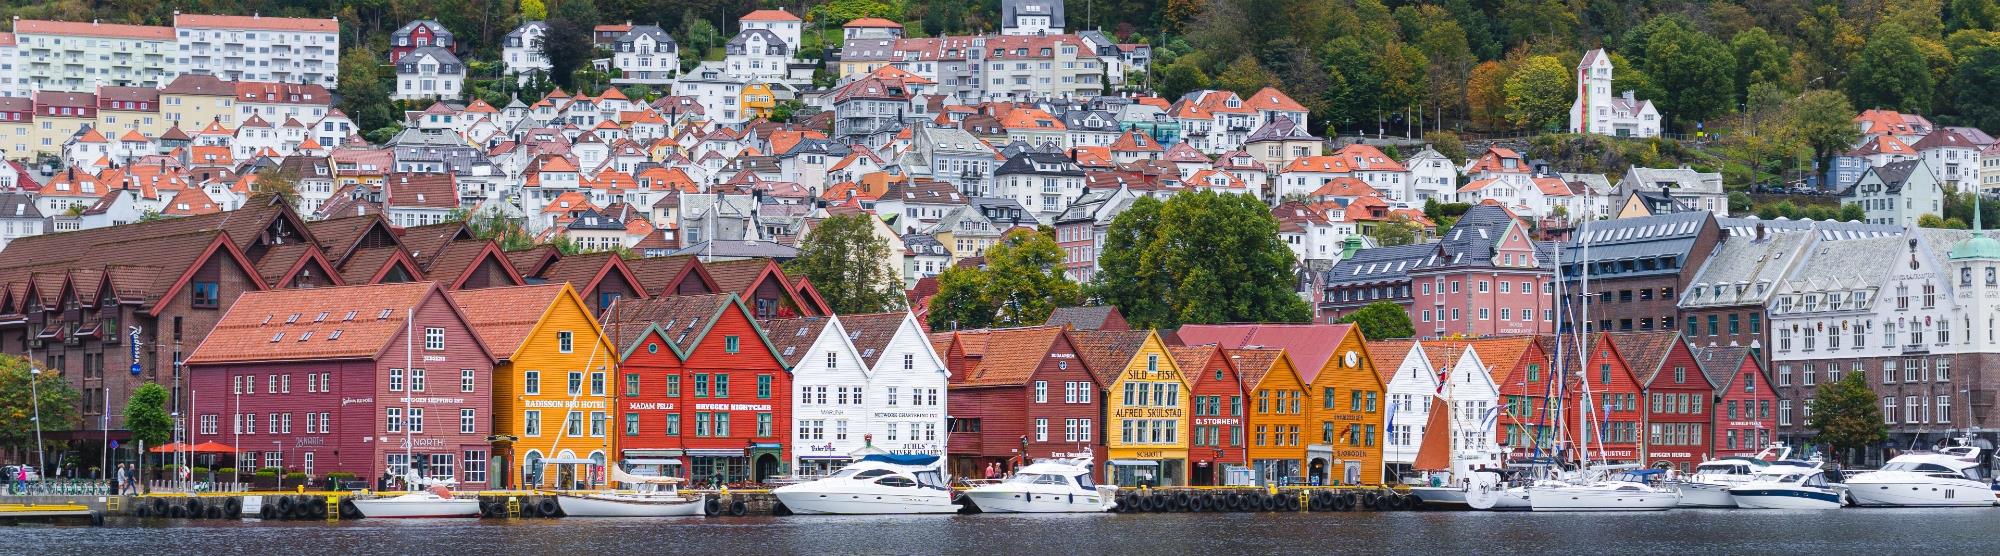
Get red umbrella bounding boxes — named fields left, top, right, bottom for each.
left=148, top=442, right=187, bottom=453
left=187, top=441, right=237, bottom=454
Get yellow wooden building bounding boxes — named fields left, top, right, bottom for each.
left=449, top=283, right=620, bottom=490
left=740, top=83, right=777, bottom=121
left=1232, top=348, right=1309, bottom=485
left=1176, top=323, right=1386, bottom=485
left=1073, top=329, right=1190, bottom=487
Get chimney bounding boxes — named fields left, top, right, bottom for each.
left=1755, top=223, right=1765, bottom=241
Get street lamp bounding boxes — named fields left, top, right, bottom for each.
left=29, top=365, right=44, bottom=476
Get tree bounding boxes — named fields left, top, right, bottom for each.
left=1089, top=191, right=1312, bottom=329
left=1335, top=301, right=1415, bottom=340
left=542, top=0, right=598, bottom=89
left=520, top=0, right=547, bottom=21
left=251, top=167, right=301, bottom=207
left=785, top=214, right=905, bottom=315
left=1156, top=56, right=1209, bottom=101
left=1641, top=17, right=1737, bottom=128
left=124, top=383, right=172, bottom=450
left=1787, top=90, right=1861, bottom=189
left=336, top=47, right=393, bottom=139
left=928, top=228, right=1081, bottom=331
left=0, top=356, right=78, bottom=459
left=1504, top=55, right=1572, bottom=131
left=1846, top=23, right=1934, bottom=113
left=1465, top=60, right=1510, bottom=129
left=1214, top=55, right=1277, bottom=97
left=1951, top=45, right=2000, bottom=133
left=1808, top=374, right=1888, bottom=464
left=1368, top=214, right=1422, bottom=246
left=1731, top=27, right=1789, bottom=101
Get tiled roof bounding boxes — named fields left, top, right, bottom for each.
left=1067, top=329, right=1151, bottom=385
left=1608, top=330, right=1686, bottom=385
left=840, top=311, right=909, bottom=368
left=184, top=282, right=445, bottom=365
left=1461, top=336, right=1538, bottom=383
left=448, top=284, right=567, bottom=358
left=16, top=19, right=173, bottom=40
left=741, top=9, right=802, bottom=21
left=177, top=14, right=336, bottom=32
left=760, top=316, right=832, bottom=366
left=623, top=255, right=699, bottom=294
left=1167, top=345, right=1218, bottom=378
left=1224, top=347, right=1288, bottom=389
left=601, top=293, right=732, bottom=353
left=958, top=326, right=1065, bottom=387
left=1364, top=339, right=1418, bottom=384
left=1174, top=323, right=1355, bottom=383
left=1692, top=344, right=1757, bottom=391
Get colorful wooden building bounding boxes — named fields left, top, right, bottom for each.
left=1072, top=329, right=1190, bottom=487
left=1170, top=345, right=1245, bottom=486
left=184, top=281, right=497, bottom=487
left=1618, top=330, right=1713, bottom=470
left=1694, top=345, right=1776, bottom=459
left=1569, top=332, right=1646, bottom=464
left=605, top=293, right=791, bottom=484
left=1473, top=336, right=1553, bottom=453
left=940, top=326, right=1101, bottom=478
left=1230, top=348, right=1307, bottom=486
left=1177, top=324, right=1386, bottom=485
left=450, top=283, right=619, bottom=489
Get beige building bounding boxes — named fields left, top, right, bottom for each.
left=161, top=74, right=238, bottom=129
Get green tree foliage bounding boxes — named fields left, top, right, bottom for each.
left=1639, top=16, right=1737, bottom=127
left=462, top=206, right=536, bottom=250
left=1504, top=55, right=1572, bottom=131
left=542, top=0, right=599, bottom=88
left=124, top=383, right=172, bottom=449
left=1730, top=27, right=1789, bottom=101
left=785, top=214, right=905, bottom=315
left=336, top=47, right=394, bottom=139
left=1807, top=374, right=1888, bottom=464
left=1368, top=214, right=1423, bottom=246
left=1089, top=191, right=1312, bottom=329
left=1786, top=90, right=1862, bottom=188
left=1846, top=23, right=1934, bottom=113
left=0, top=356, right=78, bottom=456
left=520, top=0, right=548, bottom=21
left=1951, top=45, right=2000, bottom=133
left=1334, top=301, right=1415, bottom=340
left=928, top=228, right=1081, bottom=331
left=807, top=0, right=903, bottom=26
left=1214, top=55, right=1277, bottom=97
left=1156, top=56, right=1210, bottom=101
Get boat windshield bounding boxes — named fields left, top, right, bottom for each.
left=1803, top=474, right=1829, bottom=488
left=1880, top=462, right=1962, bottom=474
left=1004, top=473, right=1046, bottom=484
left=832, top=468, right=896, bottom=480
left=913, top=470, right=950, bottom=490
left=1694, top=464, right=1752, bottom=476
left=1075, top=473, right=1096, bottom=489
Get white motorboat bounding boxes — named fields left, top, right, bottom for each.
left=963, top=458, right=1117, bottom=513
left=556, top=466, right=707, bottom=517
left=1528, top=468, right=1682, bottom=511
left=1673, top=445, right=1800, bottom=507
left=1728, top=468, right=1844, bottom=509
left=773, top=454, right=960, bottom=515
left=352, top=484, right=482, bottom=518
left=1845, top=446, right=1995, bottom=507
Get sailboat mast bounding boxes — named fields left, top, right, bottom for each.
left=405, top=307, right=415, bottom=484
left=1575, top=221, right=1597, bottom=469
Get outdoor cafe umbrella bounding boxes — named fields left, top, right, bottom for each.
left=148, top=441, right=237, bottom=454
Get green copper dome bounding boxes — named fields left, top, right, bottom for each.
left=1949, top=233, right=2000, bottom=260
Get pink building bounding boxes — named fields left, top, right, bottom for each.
left=185, top=281, right=496, bottom=487
left=1324, top=203, right=1554, bottom=338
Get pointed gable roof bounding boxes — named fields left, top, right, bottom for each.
left=957, top=325, right=1068, bottom=387
left=1173, top=323, right=1358, bottom=383
left=184, top=281, right=492, bottom=365
left=448, top=283, right=597, bottom=360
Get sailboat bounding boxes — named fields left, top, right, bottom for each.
left=352, top=308, right=481, bottom=519
left=1406, top=397, right=1471, bottom=506
left=556, top=466, right=708, bottom=517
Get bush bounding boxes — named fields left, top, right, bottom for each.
left=217, top=467, right=237, bottom=476
left=255, top=469, right=279, bottom=478
left=191, top=466, right=210, bottom=475
left=284, top=472, right=308, bottom=481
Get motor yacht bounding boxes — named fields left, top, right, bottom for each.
left=351, top=479, right=481, bottom=518
left=1728, top=467, right=1845, bottom=509
left=772, top=454, right=960, bottom=514
left=1844, top=446, right=1995, bottom=507
left=1527, top=468, right=1682, bottom=512
left=962, top=458, right=1116, bottom=513
left=556, top=466, right=707, bottom=517
left=1673, top=445, right=1795, bottom=507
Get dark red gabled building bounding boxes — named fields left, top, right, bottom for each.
left=1470, top=336, right=1551, bottom=452
left=1562, top=332, right=1646, bottom=464
left=1616, top=331, right=1714, bottom=470
left=605, top=293, right=790, bottom=485
left=1694, top=345, right=1777, bottom=459
left=942, top=326, right=1102, bottom=478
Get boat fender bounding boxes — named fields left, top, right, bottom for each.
left=536, top=497, right=560, bottom=517
left=1333, top=493, right=1353, bottom=511
left=1232, top=494, right=1250, bottom=512
left=133, top=504, right=149, bottom=518
left=90, top=510, right=106, bottom=527
left=185, top=497, right=206, bottom=518
left=1286, top=494, right=1301, bottom=511
left=291, top=497, right=314, bottom=519
left=206, top=505, right=225, bottom=519
left=1144, top=494, right=1163, bottom=513
left=727, top=500, right=749, bottom=517
left=273, top=495, right=295, bottom=515
left=307, top=501, right=327, bottom=520
left=774, top=500, right=795, bottom=516
left=1257, top=494, right=1276, bottom=512
left=224, top=497, right=243, bottom=518
left=704, top=497, right=722, bottom=516
left=1188, top=495, right=1207, bottom=512
left=258, top=505, right=275, bottom=520
left=340, top=499, right=361, bottom=520
left=169, top=504, right=188, bottom=518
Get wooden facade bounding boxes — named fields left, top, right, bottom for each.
left=451, top=283, right=619, bottom=489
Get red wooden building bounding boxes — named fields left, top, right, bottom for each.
left=1473, top=336, right=1554, bottom=452
left=1619, top=331, right=1715, bottom=470
left=1694, top=345, right=1777, bottom=459
left=183, top=282, right=497, bottom=487
left=940, top=326, right=1102, bottom=478
left=605, top=293, right=791, bottom=485
left=1170, top=345, right=1245, bottom=485
left=1566, top=332, right=1646, bottom=464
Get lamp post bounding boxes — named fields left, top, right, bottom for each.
left=30, top=365, right=44, bottom=476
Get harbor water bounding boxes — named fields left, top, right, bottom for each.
left=10, top=508, right=1998, bottom=555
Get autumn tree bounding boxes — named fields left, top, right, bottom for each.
left=1466, top=61, right=1510, bottom=129
left=785, top=214, right=905, bottom=315
left=0, top=356, right=78, bottom=459
left=928, top=228, right=1080, bottom=331
left=1368, top=214, right=1423, bottom=246
left=1214, top=55, right=1277, bottom=97
left=1504, top=55, right=1572, bottom=131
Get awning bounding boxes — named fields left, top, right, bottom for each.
left=1108, top=459, right=1162, bottom=466
left=687, top=449, right=746, bottom=457
left=540, top=457, right=600, bottom=464
left=799, top=455, right=857, bottom=461
left=624, top=458, right=682, bottom=466
left=622, top=449, right=684, bottom=457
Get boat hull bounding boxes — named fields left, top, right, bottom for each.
left=1727, top=488, right=1843, bottom=510
left=962, top=489, right=1112, bottom=513
left=1528, top=488, right=1680, bottom=512
left=351, top=498, right=482, bottom=518
left=557, top=493, right=707, bottom=517
left=1465, top=485, right=1532, bottom=511
left=774, top=491, right=961, bottom=515
left=1675, top=482, right=1738, bottom=508
left=1407, top=487, right=1468, bottom=507
left=1845, top=480, right=1994, bottom=507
